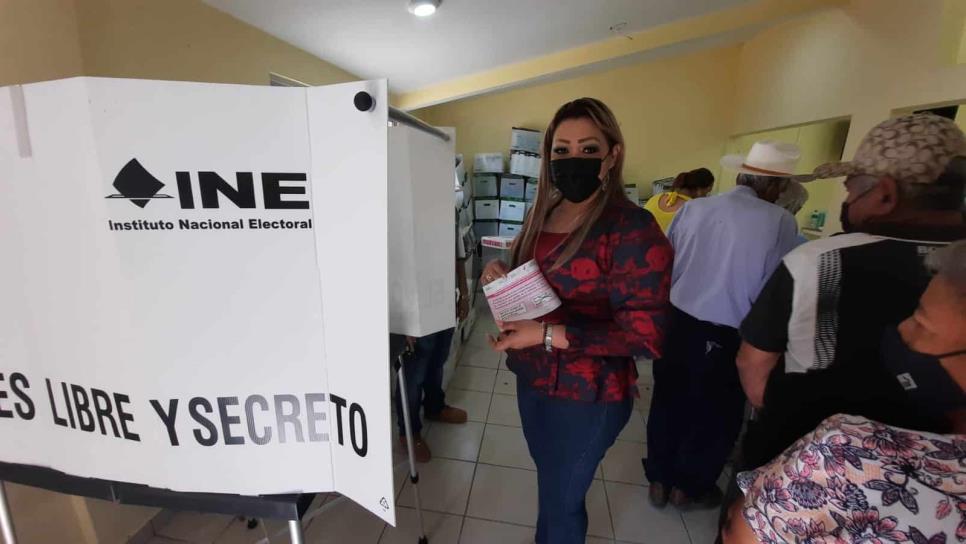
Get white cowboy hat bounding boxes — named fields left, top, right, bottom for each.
left=720, top=140, right=814, bottom=180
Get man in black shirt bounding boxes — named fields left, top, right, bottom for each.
left=736, top=113, right=966, bottom=468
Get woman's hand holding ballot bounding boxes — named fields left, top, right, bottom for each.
left=481, top=259, right=509, bottom=286
left=488, top=320, right=571, bottom=352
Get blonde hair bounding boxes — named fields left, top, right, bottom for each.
left=510, top=98, right=628, bottom=270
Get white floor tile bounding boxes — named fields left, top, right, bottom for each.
left=398, top=458, right=476, bottom=515
left=493, top=370, right=517, bottom=395
left=460, top=345, right=501, bottom=369
left=617, top=410, right=646, bottom=443
left=449, top=366, right=497, bottom=393
left=478, top=424, right=535, bottom=470
left=459, top=518, right=534, bottom=544
left=394, top=461, right=409, bottom=500
left=499, top=354, right=508, bottom=371
left=303, top=497, right=386, bottom=544
left=156, top=511, right=234, bottom=543
left=606, top=482, right=690, bottom=544
left=466, top=464, right=538, bottom=526
left=380, top=507, right=462, bottom=544
left=587, top=479, right=614, bottom=539
left=682, top=507, right=721, bottom=544
left=602, top=440, right=647, bottom=485
left=444, top=388, right=492, bottom=422
left=427, top=421, right=485, bottom=462
left=486, top=393, right=521, bottom=427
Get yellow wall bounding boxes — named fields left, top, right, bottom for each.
left=731, top=0, right=966, bottom=234
left=0, top=0, right=85, bottom=87
left=1, top=0, right=359, bottom=88
left=75, top=0, right=358, bottom=86
left=416, top=45, right=742, bottom=196
left=724, top=119, right=850, bottom=228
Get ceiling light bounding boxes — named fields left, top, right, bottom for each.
left=409, top=0, right=440, bottom=17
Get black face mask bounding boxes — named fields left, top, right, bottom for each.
left=880, top=327, right=966, bottom=416
left=551, top=158, right=602, bottom=203
left=839, top=200, right=855, bottom=233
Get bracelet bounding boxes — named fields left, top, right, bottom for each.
left=544, top=323, right=553, bottom=352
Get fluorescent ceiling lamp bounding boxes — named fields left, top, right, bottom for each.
left=409, top=0, right=440, bottom=17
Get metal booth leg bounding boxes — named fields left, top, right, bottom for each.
left=395, top=354, right=429, bottom=544
left=0, top=481, right=18, bottom=544
left=287, top=518, right=305, bottom=544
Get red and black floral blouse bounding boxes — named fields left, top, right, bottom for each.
left=505, top=197, right=672, bottom=402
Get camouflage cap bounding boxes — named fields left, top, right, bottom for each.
left=810, top=113, right=966, bottom=184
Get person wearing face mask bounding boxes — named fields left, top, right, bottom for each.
left=735, top=114, right=966, bottom=476
left=643, top=167, right=716, bottom=233
left=644, top=141, right=805, bottom=510
left=480, top=97, right=672, bottom=544
left=720, top=240, right=966, bottom=544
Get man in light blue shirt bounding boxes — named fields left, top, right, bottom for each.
left=644, top=140, right=805, bottom=510
left=667, top=181, right=802, bottom=328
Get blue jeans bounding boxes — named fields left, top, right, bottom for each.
left=394, top=328, right=455, bottom=436
left=517, top=381, right=632, bottom=544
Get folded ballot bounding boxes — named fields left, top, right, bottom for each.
left=483, top=260, right=561, bottom=322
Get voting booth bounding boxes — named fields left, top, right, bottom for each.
left=388, top=123, right=457, bottom=337
left=0, top=77, right=402, bottom=536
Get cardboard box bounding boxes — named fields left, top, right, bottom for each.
left=623, top=183, right=640, bottom=203
left=510, top=127, right=542, bottom=154
left=499, top=199, right=526, bottom=222
left=474, top=152, right=504, bottom=173
left=499, top=220, right=524, bottom=238
left=474, top=198, right=500, bottom=220
left=473, top=173, right=498, bottom=197
left=500, top=174, right=525, bottom=199
left=525, top=179, right=538, bottom=202
left=474, top=219, right=499, bottom=238
left=509, top=150, right=541, bottom=178
left=481, top=235, right=514, bottom=268
left=481, top=235, right=514, bottom=250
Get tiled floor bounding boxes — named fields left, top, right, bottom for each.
left=149, top=310, right=721, bottom=544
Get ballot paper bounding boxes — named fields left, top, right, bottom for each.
left=483, top=260, right=561, bottom=322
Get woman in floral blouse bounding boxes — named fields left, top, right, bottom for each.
left=482, top=98, right=672, bottom=544
left=722, top=241, right=966, bottom=543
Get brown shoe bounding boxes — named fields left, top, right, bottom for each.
left=670, top=486, right=723, bottom=511
left=426, top=406, right=468, bottom=424
left=649, top=482, right=669, bottom=508
left=399, top=435, right=431, bottom=463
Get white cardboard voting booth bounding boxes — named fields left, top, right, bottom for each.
left=0, top=77, right=397, bottom=524
left=388, top=124, right=457, bottom=337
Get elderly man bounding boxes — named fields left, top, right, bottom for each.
left=644, top=141, right=805, bottom=509
left=736, top=113, right=966, bottom=469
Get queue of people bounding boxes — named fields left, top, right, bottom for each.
left=479, top=98, right=965, bottom=544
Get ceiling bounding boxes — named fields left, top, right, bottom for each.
left=203, top=0, right=753, bottom=93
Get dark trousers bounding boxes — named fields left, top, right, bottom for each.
left=394, top=327, right=455, bottom=436
left=518, top=381, right=632, bottom=544
left=644, top=306, right=745, bottom=498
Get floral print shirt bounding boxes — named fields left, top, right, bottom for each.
left=505, top=197, right=672, bottom=402
left=738, top=414, right=966, bottom=543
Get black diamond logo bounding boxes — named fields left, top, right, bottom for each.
left=105, top=158, right=172, bottom=208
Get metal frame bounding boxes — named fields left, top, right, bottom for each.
left=0, top=482, right=16, bottom=544
left=389, top=107, right=451, bottom=143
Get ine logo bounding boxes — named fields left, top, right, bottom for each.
left=105, top=158, right=309, bottom=210
left=105, top=158, right=173, bottom=208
